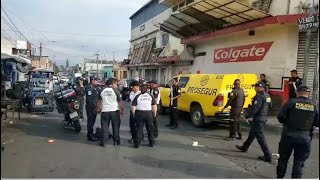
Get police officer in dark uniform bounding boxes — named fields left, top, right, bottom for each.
left=288, top=70, right=303, bottom=99
left=73, top=77, right=85, bottom=118
left=166, top=77, right=181, bottom=129
left=149, top=80, right=160, bottom=138
left=222, top=79, right=245, bottom=140
left=131, top=84, right=157, bottom=148
left=85, top=76, right=102, bottom=141
left=259, top=74, right=270, bottom=94
left=276, top=85, right=319, bottom=178
left=236, top=82, right=272, bottom=162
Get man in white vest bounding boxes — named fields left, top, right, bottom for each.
left=99, top=78, right=124, bottom=147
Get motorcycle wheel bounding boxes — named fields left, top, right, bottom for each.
left=73, top=120, right=81, bottom=132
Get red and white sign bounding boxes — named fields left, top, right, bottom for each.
left=213, top=42, right=273, bottom=63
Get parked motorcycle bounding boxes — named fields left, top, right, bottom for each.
left=54, top=89, right=81, bottom=132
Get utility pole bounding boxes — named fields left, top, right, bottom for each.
left=112, top=51, right=116, bottom=66
left=39, top=43, right=42, bottom=69
left=95, top=53, right=99, bottom=79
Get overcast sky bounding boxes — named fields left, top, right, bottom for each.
left=1, top=0, right=149, bottom=65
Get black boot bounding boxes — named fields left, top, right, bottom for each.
left=258, top=156, right=271, bottom=162
left=134, top=143, right=140, bottom=148
left=87, top=134, right=98, bottom=141
left=236, top=145, right=248, bottom=152
left=99, top=141, right=105, bottom=147
left=149, top=140, right=155, bottom=147
left=236, top=133, right=243, bottom=140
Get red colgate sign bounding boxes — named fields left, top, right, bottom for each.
left=213, top=42, right=273, bottom=63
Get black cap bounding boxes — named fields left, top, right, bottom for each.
left=290, top=70, right=297, bottom=73
left=297, top=85, right=310, bottom=92
left=148, top=79, right=158, bottom=84
left=90, top=76, right=99, bottom=81
left=131, top=81, right=140, bottom=87
left=253, top=82, right=264, bottom=87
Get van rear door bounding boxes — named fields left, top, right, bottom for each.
left=221, top=74, right=258, bottom=109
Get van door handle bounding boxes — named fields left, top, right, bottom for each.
left=182, top=91, right=186, bottom=93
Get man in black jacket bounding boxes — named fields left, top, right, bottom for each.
left=276, top=85, right=319, bottom=178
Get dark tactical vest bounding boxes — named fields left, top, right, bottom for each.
left=231, top=88, right=245, bottom=107
left=287, top=101, right=315, bottom=132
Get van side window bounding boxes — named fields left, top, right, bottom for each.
left=179, top=77, right=189, bottom=88
left=166, top=79, right=174, bottom=87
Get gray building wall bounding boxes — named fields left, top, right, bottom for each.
left=130, top=0, right=168, bottom=30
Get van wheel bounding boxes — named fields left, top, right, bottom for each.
left=158, top=100, right=166, bottom=115
left=190, top=104, right=205, bottom=128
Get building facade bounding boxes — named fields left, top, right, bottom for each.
left=124, top=0, right=194, bottom=84
left=113, top=63, right=128, bottom=80
left=31, top=56, right=54, bottom=71
left=159, top=0, right=319, bottom=109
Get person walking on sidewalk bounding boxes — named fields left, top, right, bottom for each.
left=222, top=79, right=245, bottom=140
left=149, top=80, right=160, bottom=138
left=131, top=84, right=157, bottom=148
left=276, top=85, right=319, bottom=178
left=85, top=76, right=102, bottom=141
left=128, top=80, right=141, bottom=143
left=166, top=77, right=181, bottom=129
left=236, top=82, right=272, bottom=162
left=287, top=70, right=303, bottom=99
left=99, top=78, right=124, bottom=146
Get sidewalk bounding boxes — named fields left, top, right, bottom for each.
left=240, top=116, right=319, bottom=137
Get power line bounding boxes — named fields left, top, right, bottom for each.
left=1, top=4, right=51, bottom=42
left=3, top=29, right=126, bottom=38
left=1, top=6, right=32, bottom=44
left=1, top=17, right=22, bottom=39
left=1, top=32, right=16, bottom=45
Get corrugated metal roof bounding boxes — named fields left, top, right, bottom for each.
left=160, top=0, right=270, bottom=37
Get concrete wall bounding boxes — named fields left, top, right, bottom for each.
left=131, top=8, right=172, bottom=42
left=31, top=57, right=53, bottom=71
left=189, top=24, right=299, bottom=89
left=1, top=38, right=14, bottom=55
left=84, top=63, right=112, bottom=72
left=131, top=0, right=169, bottom=30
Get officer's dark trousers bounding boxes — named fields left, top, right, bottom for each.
left=86, top=106, right=97, bottom=136
left=243, top=119, right=271, bottom=159
left=152, top=104, right=159, bottom=137
left=229, top=107, right=243, bottom=137
left=101, top=111, right=121, bottom=142
left=77, top=96, right=84, bottom=118
left=169, top=106, right=178, bottom=126
left=276, top=134, right=311, bottom=178
left=129, top=111, right=137, bottom=140
left=135, top=110, right=154, bottom=144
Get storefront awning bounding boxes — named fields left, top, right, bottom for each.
left=1, top=53, right=32, bottom=73
left=160, top=0, right=270, bottom=37
left=130, top=38, right=155, bottom=65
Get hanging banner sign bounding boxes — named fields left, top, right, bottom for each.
left=298, top=15, right=319, bottom=30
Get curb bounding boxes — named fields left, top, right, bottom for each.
left=240, top=122, right=319, bottom=138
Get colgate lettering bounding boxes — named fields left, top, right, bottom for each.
left=213, top=42, right=273, bottom=63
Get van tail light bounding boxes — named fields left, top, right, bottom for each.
left=213, top=94, right=224, bottom=107
left=68, top=102, right=73, bottom=108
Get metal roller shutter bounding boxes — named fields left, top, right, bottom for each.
left=296, top=31, right=319, bottom=102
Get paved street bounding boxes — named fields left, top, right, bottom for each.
left=1, top=102, right=319, bottom=178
